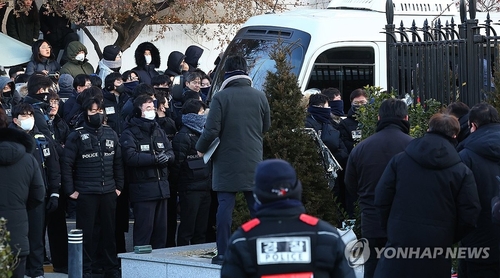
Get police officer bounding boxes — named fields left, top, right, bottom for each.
left=120, top=94, right=174, bottom=249
left=221, top=159, right=355, bottom=278
left=62, top=97, right=123, bottom=278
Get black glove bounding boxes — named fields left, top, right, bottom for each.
left=46, top=196, right=59, bottom=213
left=155, top=153, right=169, bottom=164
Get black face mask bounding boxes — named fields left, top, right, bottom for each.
left=87, top=113, right=103, bottom=128
left=115, top=84, right=126, bottom=94
left=33, top=92, right=50, bottom=102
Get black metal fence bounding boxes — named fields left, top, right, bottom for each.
left=385, top=0, right=499, bottom=106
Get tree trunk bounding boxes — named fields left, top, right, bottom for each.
left=114, top=17, right=153, bottom=52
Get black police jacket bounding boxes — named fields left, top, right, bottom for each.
left=62, top=122, right=124, bottom=195
left=120, top=117, right=174, bottom=203
left=221, top=204, right=355, bottom=278
left=171, top=125, right=210, bottom=191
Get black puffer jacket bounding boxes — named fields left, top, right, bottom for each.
left=345, top=120, right=413, bottom=238
left=459, top=123, right=500, bottom=263
left=132, top=42, right=160, bottom=85
left=103, top=89, right=129, bottom=136
left=305, top=114, right=348, bottom=168
left=172, top=125, right=210, bottom=191
left=221, top=204, right=355, bottom=278
left=120, top=117, right=174, bottom=203
left=338, top=107, right=360, bottom=153
left=62, top=122, right=124, bottom=195
left=6, top=3, right=40, bottom=46
left=26, top=39, right=61, bottom=75
left=374, top=133, right=480, bottom=278
left=0, top=128, right=45, bottom=257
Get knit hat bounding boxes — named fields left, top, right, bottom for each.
left=58, top=74, right=74, bottom=91
left=253, top=159, right=302, bottom=204
left=103, top=45, right=121, bottom=61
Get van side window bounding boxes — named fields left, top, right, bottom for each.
left=306, top=47, right=375, bottom=101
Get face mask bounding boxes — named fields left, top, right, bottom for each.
left=145, top=55, right=152, bottom=64
left=200, top=87, right=210, bottom=96
left=75, top=53, right=85, bottom=61
left=87, top=113, right=103, bottom=128
left=124, top=81, right=139, bottom=92
left=18, top=117, right=35, bottom=131
left=143, top=110, right=156, bottom=120
left=115, top=84, right=126, bottom=94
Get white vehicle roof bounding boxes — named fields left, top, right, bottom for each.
left=242, top=0, right=460, bottom=90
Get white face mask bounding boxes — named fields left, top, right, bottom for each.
left=145, top=55, right=152, bottom=64
left=75, top=53, right=85, bottom=61
left=18, top=117, right=35, bottom=131
left=143, top=110, right=156, bottom=120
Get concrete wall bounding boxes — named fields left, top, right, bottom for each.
left=78, top=24, right=231, bottom=75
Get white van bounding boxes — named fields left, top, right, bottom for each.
left=210, top=0, right=464, bottom=104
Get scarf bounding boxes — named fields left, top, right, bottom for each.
left=254, top=199, right=303, bottom=212
left=182, top=113, right=206, bottom=134
left=375, top=117, right=410, bottom=134
left=223, top=70, right=247, bottom=80
left=329, top=100, right=344, bottom=116
left=307, top=106, right=332, bottom=124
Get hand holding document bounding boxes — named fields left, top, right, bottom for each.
left=203, top=137, right=220, bottom=164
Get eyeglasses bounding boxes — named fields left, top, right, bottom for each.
left=49, top=100, right=59, bottom=106
left=352, top=100, right=368, bottom=105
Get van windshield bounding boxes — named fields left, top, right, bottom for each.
left=211, top=27, right=311, bottom=95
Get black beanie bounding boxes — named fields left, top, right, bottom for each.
left=103, top=45, right=121, bottom=61
left=253, top=159, right=302, bottom=204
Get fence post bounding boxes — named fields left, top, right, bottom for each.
left=68, top=229, right=83, bottom=278
left=386, top=0, right=395, bottom=93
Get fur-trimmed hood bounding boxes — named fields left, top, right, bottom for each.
left=0, top=128, right=35, bottom=165
left=134, top=42, right=161, bottom=68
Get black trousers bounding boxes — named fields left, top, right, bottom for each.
left=26, top=201, right=45, bottom=277
left=46, top=193, right=69, bottom=269
left=458, top=259, right=500, bottom=278
left=76, top=192, right=118, bottom=274
left=166, top=184, right=178, bottom=247
left=364, top=237, right=387, bottom=278
left=12, top=256, right=26, bottom=278
left=177, top=190, right=211, bottom=246
left=133, top=199, right=168, bottom=249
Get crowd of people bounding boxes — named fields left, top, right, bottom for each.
left=0, top=3, right=499, bottom=276
left=0, top=31, right=220, bottom=277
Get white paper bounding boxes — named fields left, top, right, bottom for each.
left=203, top=137, right=220, bottom=164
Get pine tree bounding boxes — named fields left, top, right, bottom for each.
left=262, top=40, right=341, bottom=224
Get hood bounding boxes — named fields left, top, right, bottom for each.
left=58, top=73, right=74, bottom=91
left=66, top=41, right=88, bottom=61
left=165, top=51, right=186, bottom=76
left=0, top=76, right=14, bottom=91
left=127, top=116, right=157, bottom=133
left=31, top=39, right=56, bottom=62
left=0, top=128, right=35, bottom=165
left=462, top=123, right=500, bottom=162
left=184, top=45, right=203, bottom=69
left=405, top=133, right=461, bottom=170
left=134, top=42, right=161, bottom=68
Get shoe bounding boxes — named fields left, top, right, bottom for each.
left=211, top=254, right=224, bottom=265
left=44, top=256, right=51, bottom=265
left=83, top=273, right=92, bottom=278
left=53, top=266, right=68, bottom=274
left=31, top=276, right=45, bottom=278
